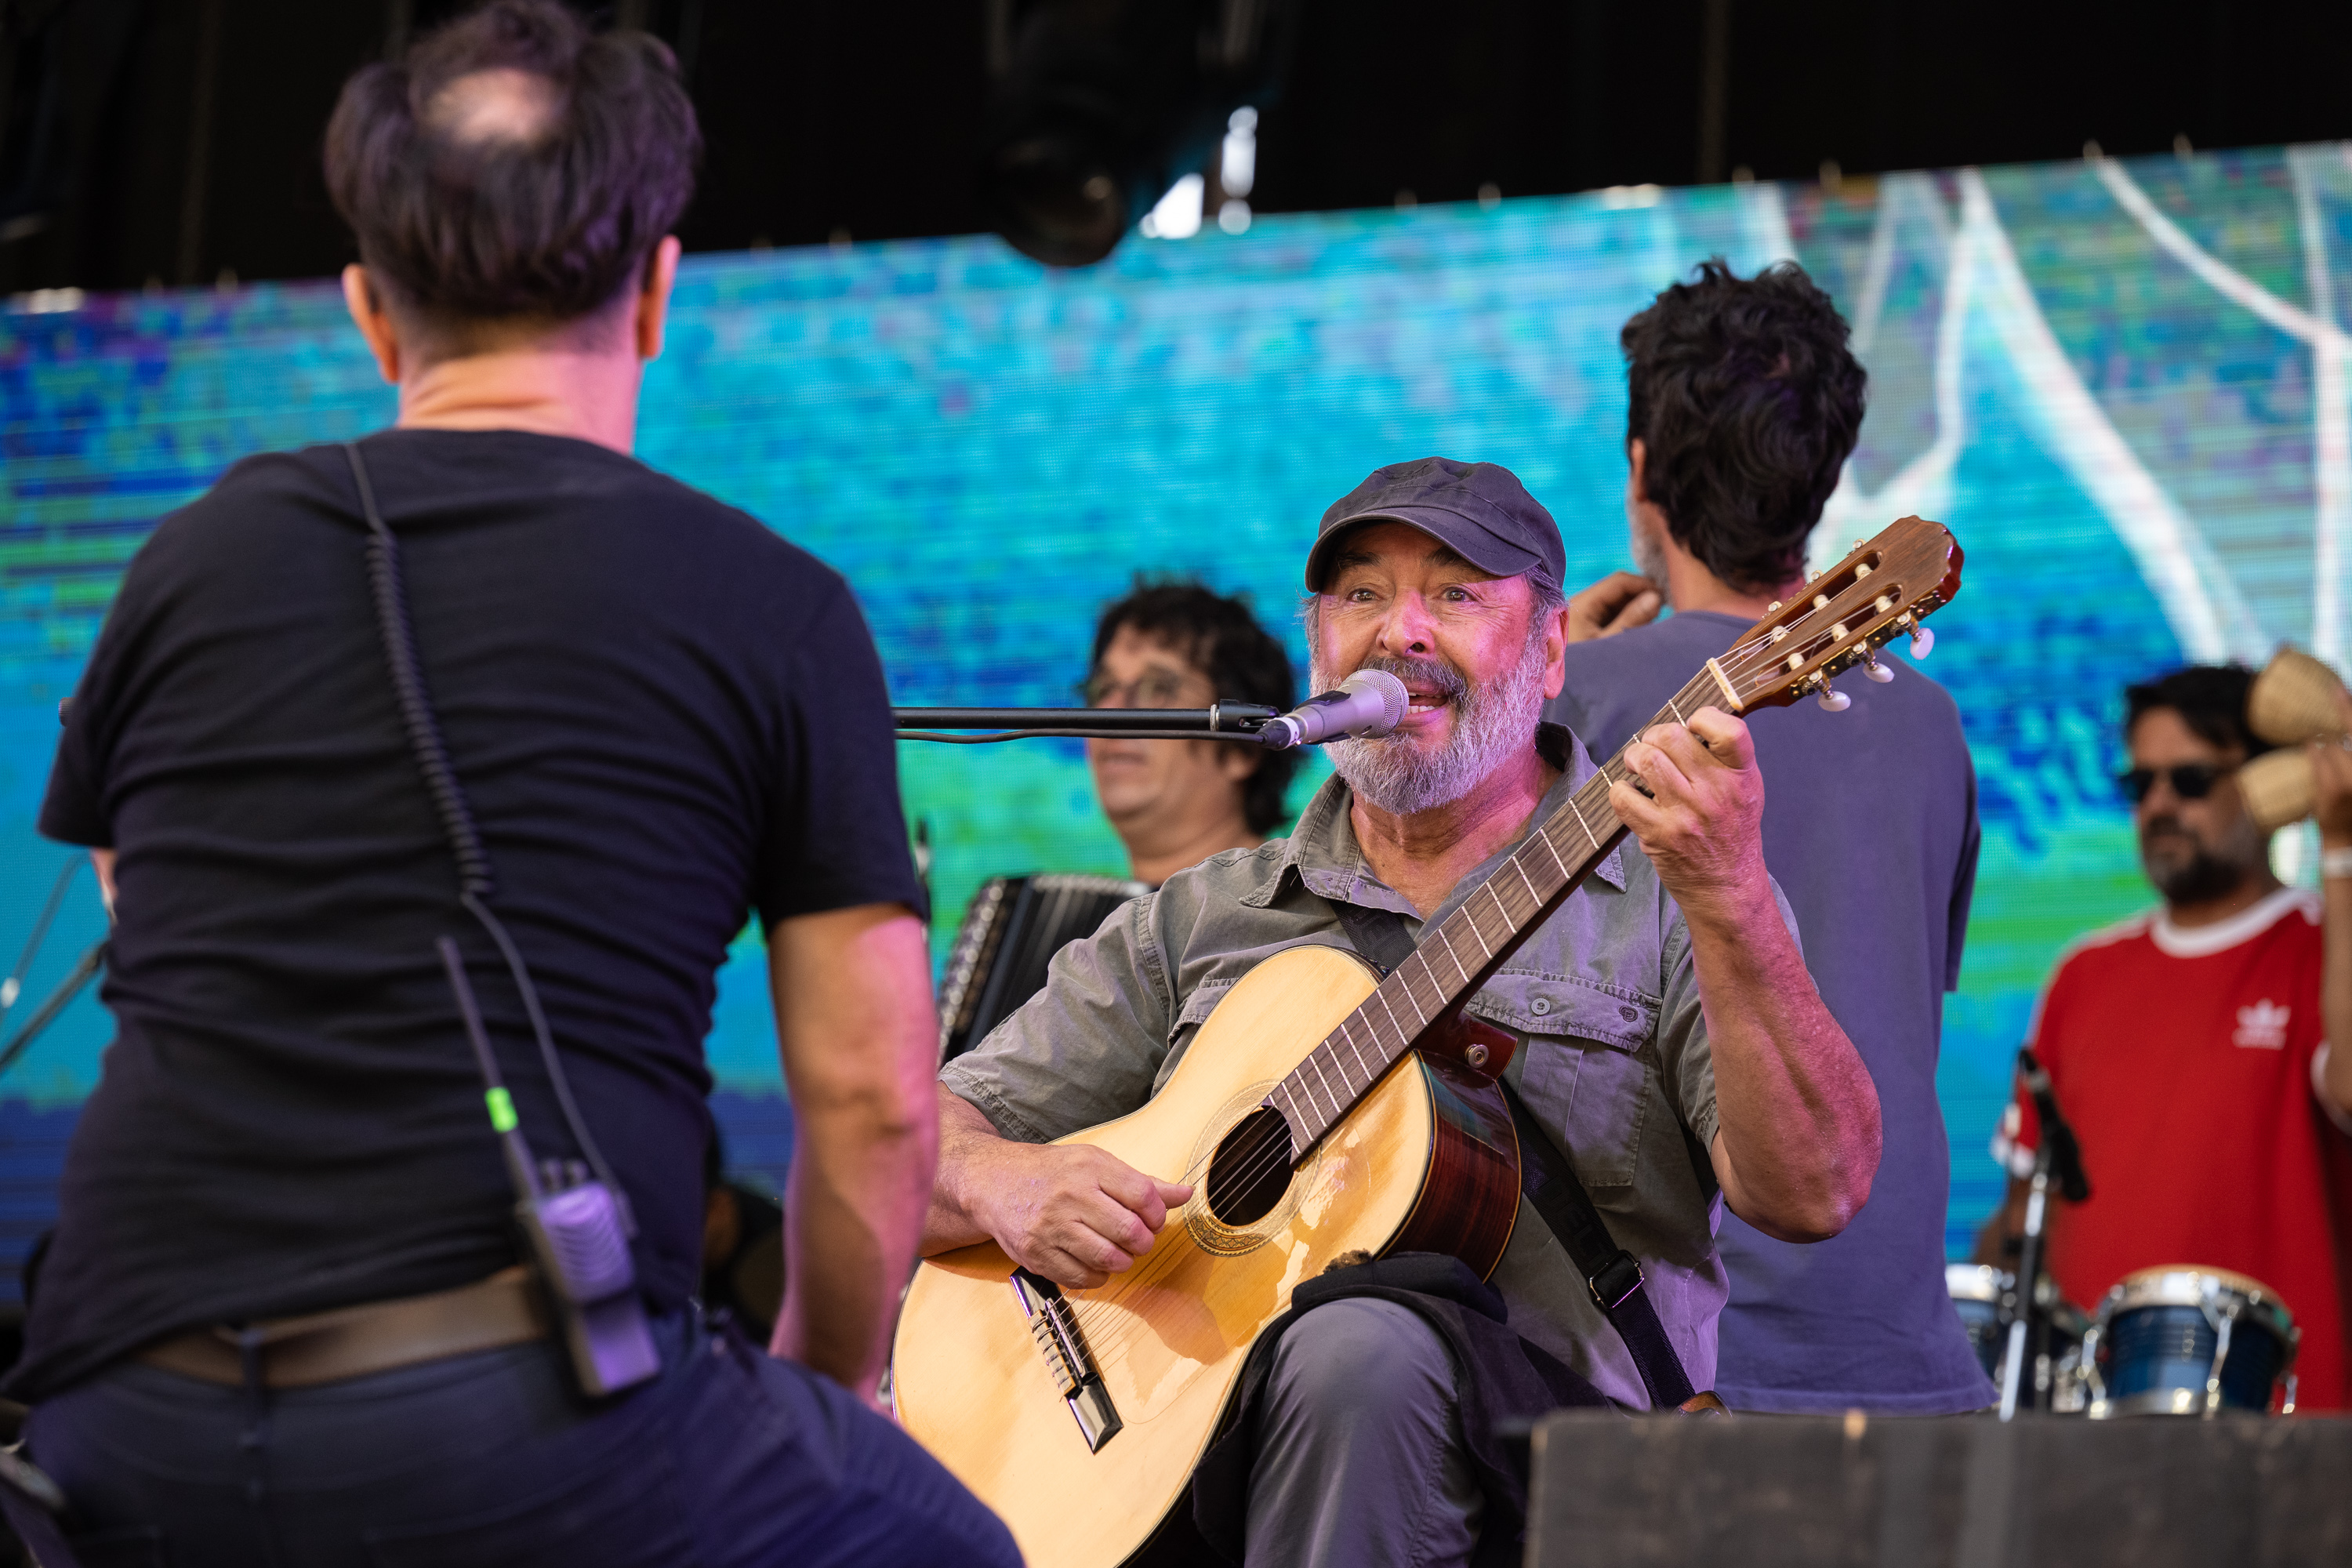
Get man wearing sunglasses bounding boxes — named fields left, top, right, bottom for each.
left=1977, top=664, right=2352, bottom=1409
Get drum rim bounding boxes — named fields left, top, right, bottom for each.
left=1945, top=1262, right=2010, bottom=1305
left=2096, top=1264, right=2299, bottom=1344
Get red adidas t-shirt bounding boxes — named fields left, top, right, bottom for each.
left=1998, top=887, right=2352, bottom=1410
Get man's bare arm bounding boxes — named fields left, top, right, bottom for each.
left=767, top=903, right=938, bottom=1400
left=90, top=848, right=116, bottom=917
left=1615, top=710, right=1882, bottom=1242
left=926, top=1084, right=1191, bottom=1290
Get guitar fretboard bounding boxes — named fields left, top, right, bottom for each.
left=1266, top=665, right=1727, bottom=1157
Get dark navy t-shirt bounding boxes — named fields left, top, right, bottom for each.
left=14, top=430, right=923, bottom=1399
left=1548, top=608, right=1993, bottom=1414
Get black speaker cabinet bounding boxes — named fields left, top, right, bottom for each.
left=1526, top=1413, right=2352, bottom=1567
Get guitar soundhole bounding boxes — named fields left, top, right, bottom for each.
left=1203, top=1106, right=1297, bottom=1226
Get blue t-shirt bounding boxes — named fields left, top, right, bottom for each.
left=1548, top=608, right=1992, bottom=1414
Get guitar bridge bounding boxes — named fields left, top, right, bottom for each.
left=1011, top=1267, right=1123, bottom=1452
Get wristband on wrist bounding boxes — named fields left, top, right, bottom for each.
left=2324, top=846, right=2352, bottom=881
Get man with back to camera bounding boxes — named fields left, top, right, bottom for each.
left=1975, top=666, right=2352, bottom=1407
left=1549, top=260, right=1994, bottom=1414
left=1084, top=579, right=1301, bottom=884
left=927, top=454, right=1885, bottom=1565
left=10, top=5, right=1017, bottom=1562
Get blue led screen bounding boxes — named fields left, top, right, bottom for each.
left=3, top=143, right=2349, bottom=1292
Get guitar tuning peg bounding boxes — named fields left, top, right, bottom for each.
left=1817, top=681, right=1852, bottom=712
left=1864, top=654, right=1895, bottom=683
left=1909, top=626, right=1935, bottom=659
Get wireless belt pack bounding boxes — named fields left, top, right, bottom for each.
left=440, top=939, right=659, bottom=1396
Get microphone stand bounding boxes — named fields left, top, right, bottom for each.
left=895, top=703, right=1283, bottom=745
left=0, top=938, right=106, bottom=1083
left=1998, top=1047, right=2090, bottom=1420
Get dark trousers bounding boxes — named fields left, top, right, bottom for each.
left=24, top=1308, right=1019, bottom=1568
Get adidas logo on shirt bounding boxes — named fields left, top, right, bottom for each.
left=2232, top=1000, right=2291, bottom=1050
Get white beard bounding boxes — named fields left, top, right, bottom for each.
left=1316, top=627, right=1551, bottom=816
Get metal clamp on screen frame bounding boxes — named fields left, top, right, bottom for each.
left=1588, top=1250, right=1646, bottom=1312
left=893, top=702, right=1282, bottom=745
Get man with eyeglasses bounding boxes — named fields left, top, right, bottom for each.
left=1083, top=580, right=1301, bottom=885
left=1976, top=664, right=2352, bottom=1408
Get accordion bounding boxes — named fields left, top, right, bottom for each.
left=937, top=873, right=1150, bottom=1062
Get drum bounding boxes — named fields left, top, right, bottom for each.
left=1947, top=1263, right=2010, bottom=1382
left=2083, top=1265, right=2299, bottom=1417
left=2045, top=1297, right=2092, bottom=1414
left=1947, top=1264, right=2091, bottom=1410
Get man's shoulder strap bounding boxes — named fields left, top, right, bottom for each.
left=1324, top=896, right=1701, bottom=1412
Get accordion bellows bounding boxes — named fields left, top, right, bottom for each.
left=936, top=873, right=1152, bottom=1062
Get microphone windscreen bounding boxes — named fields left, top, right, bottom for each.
left=1341, top=669, right=1410, bottom=735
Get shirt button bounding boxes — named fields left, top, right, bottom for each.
left=1620, top=1004, right=1639, bottom=1023
left=1530, top=997, right=1552, bottom=1016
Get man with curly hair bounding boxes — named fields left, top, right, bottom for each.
left=1548, top=260, right=1993, bottom=1414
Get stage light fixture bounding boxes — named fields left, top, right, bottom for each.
left=979, top=0, right=1300, bottom=267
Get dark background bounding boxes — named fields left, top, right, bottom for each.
left=3, top=0, right=2349, bottom=295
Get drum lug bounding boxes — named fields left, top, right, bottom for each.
left=2201, top=1304, right=2236, bottom=1420
left=2078, top=1322, right=2106, bottom=1416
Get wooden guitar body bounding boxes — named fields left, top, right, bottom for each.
left=892, top=942, right=1521, bottom=1568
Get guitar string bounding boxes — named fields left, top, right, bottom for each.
left=1047, top=597, right=1918, bottom=1349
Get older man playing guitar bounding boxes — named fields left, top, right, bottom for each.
left=914, top=456, right=1898, bottom=1567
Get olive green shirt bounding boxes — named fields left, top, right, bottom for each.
left=942, top=725, right=1798, bottom=1407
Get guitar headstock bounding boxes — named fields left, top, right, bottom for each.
left=1716, top=517, right=1963, bottom=713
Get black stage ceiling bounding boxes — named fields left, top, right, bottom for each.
left=6, top=0, right=2352, bottom=293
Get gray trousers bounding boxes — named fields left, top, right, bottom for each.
left=1246, top=1297, right=1485, bottom=1567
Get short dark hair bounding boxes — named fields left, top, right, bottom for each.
left=1622, top=259, right=1867, bottom=593
left=324, top=0, right=699, bottom=338
left=2124, top=665, right=2275, bottom=760
left=1091, top=579, right=1301, bottom=836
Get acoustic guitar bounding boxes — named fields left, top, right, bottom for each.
left=892, top=517, right=1964, bottom=1567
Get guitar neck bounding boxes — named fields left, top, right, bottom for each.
left=1268, top=664, right=1732, bottom=1156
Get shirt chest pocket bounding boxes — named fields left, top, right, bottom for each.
left=1469, top=971, right=1659, bottom=1190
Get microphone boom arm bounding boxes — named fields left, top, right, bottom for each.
left=895, top=703, right=1287, bottom=746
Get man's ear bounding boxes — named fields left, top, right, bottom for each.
left=1216, top=742, right=1265, bottom=783
left=634, top=236, right=683, bottom=362
left=1541, top=597, right=1571, bottom=700
left=341, top=265, right=403, bottom=385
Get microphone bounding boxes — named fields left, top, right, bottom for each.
left=1259, top=669, right=1410, bottom=750
left=2016, top=1047, right=2091, bottom=1203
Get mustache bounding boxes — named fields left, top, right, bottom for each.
left=1325, top=654, right=1470, bottom=705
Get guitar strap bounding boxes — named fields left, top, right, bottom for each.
left=1326, top=899, right=1701, bottom=1412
